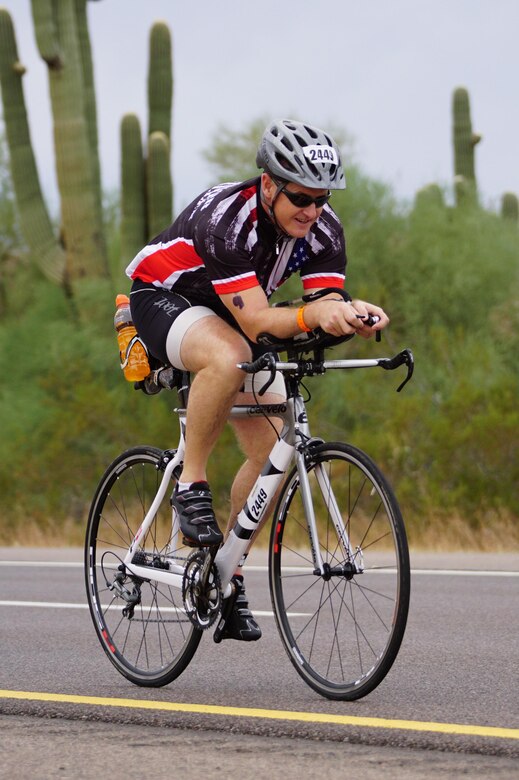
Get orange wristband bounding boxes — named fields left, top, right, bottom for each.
left=296, top=305, right=312, bottom=332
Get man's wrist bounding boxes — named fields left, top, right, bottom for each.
left=296, top=305, right=312, bottom=332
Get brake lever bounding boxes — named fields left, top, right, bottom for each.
left=378, top=349, right=414, bottom=392
left=257, top=353, right=278, bottom=396
left=237, top=352, right=278, bottom=396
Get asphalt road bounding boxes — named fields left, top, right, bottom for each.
left=0, top=547, right=518, bottom=778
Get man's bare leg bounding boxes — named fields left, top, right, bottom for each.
left=225, top=397, right=284, bottom=541
left=178, top=316, right=251, bottom=484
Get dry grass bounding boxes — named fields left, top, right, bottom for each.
left=1, top=517, right=86, bottom=548
left=406, top=509, right=519, bottom=552
left=2, top=509, right=518, bottom=552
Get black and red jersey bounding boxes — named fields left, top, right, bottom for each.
left=126, top=177, right=347, bottom=305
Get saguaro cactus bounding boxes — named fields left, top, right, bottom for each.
left=452, top=87, right=481, bottom=206
left=120, top=113, right=147, bottom=263
left=147, top=131, right=173, bottom=238
left=148, top=21, right=173, bottom=141
left=0, top=8, right=65, bottom=283
left=120, top=21, right=174, bottom=266
left=31, top=0, right=108, bottom=282
left=0, top=2, right=109, bottom=294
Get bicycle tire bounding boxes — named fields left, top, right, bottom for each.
left=269, top=441, right=410, bottom=701
left=85, top=446, right=202, bottom=687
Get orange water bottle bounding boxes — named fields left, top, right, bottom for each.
left=114, top=294, right=150, bottom=382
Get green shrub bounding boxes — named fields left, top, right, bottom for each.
left=0, top=160, right=518, bottom=549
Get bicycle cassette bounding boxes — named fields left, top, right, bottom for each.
left=182, top=550, right=222, bottom=629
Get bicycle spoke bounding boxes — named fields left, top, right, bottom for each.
left=85, top=448, right=202, bottom=686
left=271, top=442, right=409, bottom=700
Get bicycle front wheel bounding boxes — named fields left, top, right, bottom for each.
left=269, top=442, right=410, bottom=700
left=85, top=446, right=202, bottom=687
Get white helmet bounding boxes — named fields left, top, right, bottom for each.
left=256, top=119, right=346, bottom=190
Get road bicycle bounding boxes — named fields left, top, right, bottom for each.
left=85, top=311, right=414, bottom=701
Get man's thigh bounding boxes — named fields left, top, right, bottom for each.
left=230, top=386, right=286, bottom=463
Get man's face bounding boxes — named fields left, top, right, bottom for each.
left=261, top=174, right=329, bottom=238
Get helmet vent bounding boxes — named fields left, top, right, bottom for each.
left=275, top=152, right=297, bottom=174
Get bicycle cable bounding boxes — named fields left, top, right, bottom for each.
left=251, top=372, right=282, bottom=441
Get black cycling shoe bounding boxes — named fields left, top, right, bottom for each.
left=219, top=575, right=262, bottom=642
left=171, top=481, right=223, bottom=547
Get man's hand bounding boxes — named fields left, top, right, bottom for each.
left=304, top=297, right=389, bottom=339
left=349, top=298, right=389, bottom=339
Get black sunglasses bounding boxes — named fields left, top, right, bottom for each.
left=281, top=187, right=331, bottom=209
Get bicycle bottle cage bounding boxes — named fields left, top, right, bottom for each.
left=134, top=363, right=190, bottom=397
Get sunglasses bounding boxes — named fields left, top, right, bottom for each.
left=281, top=187, right=331, bottom=209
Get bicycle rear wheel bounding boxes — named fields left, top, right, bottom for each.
left=269, top=442, right=410, bottom=700
left=85, top=446, right=202, bottom=687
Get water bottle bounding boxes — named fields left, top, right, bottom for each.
left=114, top=294, right=150, bottom=382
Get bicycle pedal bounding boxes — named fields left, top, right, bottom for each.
left=182, top=535, right=221, bottom=549
left=181, top=535, right=201, bottom=548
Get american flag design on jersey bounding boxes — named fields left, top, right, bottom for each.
left=126, top=177, right=347, bottom=303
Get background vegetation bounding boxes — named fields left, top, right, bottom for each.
left=1, top=123, right=517, bottom=549
left=0, top=7, right=517, bottom=550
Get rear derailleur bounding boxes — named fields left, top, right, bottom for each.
left=108, top=565, right=143, bottom=619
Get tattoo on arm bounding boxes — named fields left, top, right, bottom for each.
left=232, top=295, right=245, bottom=310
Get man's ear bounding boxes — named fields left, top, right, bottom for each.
left=261, top=173, right=276, bottom=204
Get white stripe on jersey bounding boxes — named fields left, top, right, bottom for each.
left=191, top=182, right=240, bottom=218
left=305, top=231, right=325, bottom=255
left=161, top=264, right=205, bottom=290
left=125, top=237, right=195, bottom=279
left=205, top=189, right=256, bottom=259
left=300, top=271, right=345, bottom=283
left=211, top=270, right=257, bottom=288
left=207, top=189, right=258, bottom=247
left=315, top=213, right=343, bottom=252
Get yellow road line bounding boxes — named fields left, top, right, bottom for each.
left=0, top=690, right=518, bottom=741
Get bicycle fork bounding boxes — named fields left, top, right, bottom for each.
left=291, top=392, right=361, bottom=577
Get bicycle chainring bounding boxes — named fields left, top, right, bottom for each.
left=182, top=550, right=222, bottom=629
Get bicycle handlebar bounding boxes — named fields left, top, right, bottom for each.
left=238, top=348, right=414, bottom=394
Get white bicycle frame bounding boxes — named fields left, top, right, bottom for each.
left=120, top=357, right=385, bottom=598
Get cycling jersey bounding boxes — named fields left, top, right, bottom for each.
left=126, top=177, right=347, bottom=306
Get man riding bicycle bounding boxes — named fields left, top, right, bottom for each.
left=126, top=118, right=389, bottom=642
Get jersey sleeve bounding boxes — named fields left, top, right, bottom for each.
left=205, top=237, right=260, bottom=295
left=195, top=184, right=262, bottom=296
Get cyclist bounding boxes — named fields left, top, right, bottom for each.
left=126, top=118, right=389, bottom=641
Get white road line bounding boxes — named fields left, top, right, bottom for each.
left=0, top=600, right=304, bottom=617
left=0, top=561, right=517, bottom=576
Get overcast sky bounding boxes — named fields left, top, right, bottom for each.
left=1, top=0, right=518, bottom=215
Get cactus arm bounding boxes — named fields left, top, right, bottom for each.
left=0, top=8, right=65, bottom=283
left=74, top=0, right=106, bottom=256
left=148, top=21, right=172, bottom=140
left=120, top=113, right=147, bottom=263
left=120, top=20, right=174, bottom=262
left=147, top=131, right=172, bottom=238
left=30, top=0, right=63, bottom=69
